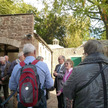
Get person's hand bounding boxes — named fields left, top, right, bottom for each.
left=53, top=71, right=55, bottom=76
left=56, top=90, right=61, bottom=96
left=53, top=71, right=58, bottom=76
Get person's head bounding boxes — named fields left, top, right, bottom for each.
left=4, top=55, right=9, bottom=62
left=58, top=55, right=65, bottom=64
left=36, top=56, right=44, bottom=61
left=0, top=57, right=6, bottom=65
left=23, top=43, right=36, bottom=58
left=18, top=52, right=25, bottom=62
left=84, top=39, right=104, bottom=56
left=65, top=59, right=74, bottom=70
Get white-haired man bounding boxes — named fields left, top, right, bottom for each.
left=0, top=57, right=10, bottom=108
left=9, top=43, right=54, bottom=108
left=4, top=55, right=11, bottom=64
left=53, top=55, right=66, bottom=108
left=7, top=51, right=25, bottom=77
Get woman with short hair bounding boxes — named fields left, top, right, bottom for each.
left=57, top=59, right=73, bottom=108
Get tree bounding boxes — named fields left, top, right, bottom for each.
left=53, top=0, right=108, bottom=39
left=64, top=16, right=90, bottom=47
left=0, top=0, right=16, bottom=14
left=34, top=0, right=90, bottom=47
left=0, top=0, right=38, bottom=14
left=34, top=1, right=66, bottom=46
left=0, top=0, right=91, bottom=47
left=34, top=12, right=66, bottom=46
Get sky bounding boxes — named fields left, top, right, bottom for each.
left=23, top=0, right=44, bottom=11
left=23, top=0, right=53, bottom=11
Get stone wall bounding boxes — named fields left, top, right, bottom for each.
left=0, top=14, right=34, bottom=51
left=51, top=40, right=108, bottom=72
left=52, top=46, right=84, bottom=72
left=0, top=14, right=53, bottom=73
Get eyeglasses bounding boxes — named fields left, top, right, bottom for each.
left=65, top=62, right=70, bottom=65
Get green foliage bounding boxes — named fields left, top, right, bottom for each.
left=34, top=0, right=91, bottom=47
left=0, top=0, right=38, bottom=14
left=0, top=0, right=15, bottom=14
left=64, top=16, right=90, bottom=47
left=55, top=0, right=108, bottom=39
left=101, top=31, right=106, bottom=40
left=34, top=12, right=66, bottom=46
left=0, top=0, right=91, bottom=48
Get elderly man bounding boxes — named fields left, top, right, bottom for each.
left=9, top=43, right=54, bottom=108
left=53, top=55, right=66, bottom=108
left=0, top=57, right=10, bottom=107
left=7, top=52, right=25, bottom=77
left=4, top=55, right=11, bottom=64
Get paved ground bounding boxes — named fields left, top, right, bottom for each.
left=47, top=90, right=58, bottom=108
left=0, top=89, right=58, bottom=108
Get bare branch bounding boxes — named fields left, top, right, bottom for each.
left=87, top=14, right=101, bottom=20
left=99, top=30, right=106, bottom=33
left=88, top=11, right=100, bottom=14
left=68, top=6, right=77, bottom=11
left=87, top=0, right=95, bottom=4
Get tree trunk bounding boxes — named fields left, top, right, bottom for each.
left=105, top=22, right=108, bottom=39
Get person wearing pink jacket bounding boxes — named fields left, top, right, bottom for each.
left=57, top=59, right=73, bottom=108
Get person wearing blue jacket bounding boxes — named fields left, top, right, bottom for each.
left=9, top=43, right=54, bottom=108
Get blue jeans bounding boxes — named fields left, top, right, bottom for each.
left=18, top=96, right=47, bottom=108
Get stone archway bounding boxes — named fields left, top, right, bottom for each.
left=0, top=37, right=21, bottom=61
left=0, top=37, right=21, bottom=48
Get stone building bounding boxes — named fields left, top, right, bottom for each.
left=0, top=13, right=107, bottom=74
left=0, top=13, right=53, bottom=73
left=49, top=39, right=108, bottom=71
left=48, top=39, right=84, bottom=71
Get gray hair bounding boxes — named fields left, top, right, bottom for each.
left=18, top=52, right=24, bottom=58
left=36, top=56, right=44, bottom=61
left=23, top=43, right=36, bottom=54
left=59, top=55, right=65, bottom=61
left=4, top=55, right=8, bottom=58
left=0, top=57, right=5, bottom=62
left=84, top=39, right=104, bottom=55
left=65, top=59, right=74, bottom=67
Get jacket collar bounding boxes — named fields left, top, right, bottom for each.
left=80, top=53, right=108, bottom=65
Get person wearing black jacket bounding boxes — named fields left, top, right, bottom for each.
left=53, top=55, right=66, bottom=108
left=63, top=40, right=108, bottom=108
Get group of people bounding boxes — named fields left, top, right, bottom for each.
left=0, top=39, right=108, bottom=108
left=0, top=56, right=11, bottom=108
left=0, top=53, right=25, bottom=108
left=8, top=43, right=53, bottom=108
left=54, top=39, right=108, bottom=108
left=53, top=55, right=74, bottom=108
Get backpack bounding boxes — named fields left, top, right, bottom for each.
left=19, top=60, right=44, bottom=107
